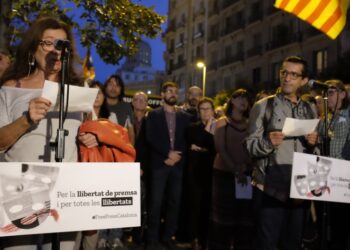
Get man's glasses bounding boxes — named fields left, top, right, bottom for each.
left=327, top=87, right=342, bottom=96
left=39, top=40, right=55, bottom=52
left=280, top=70, right=303, bottom=80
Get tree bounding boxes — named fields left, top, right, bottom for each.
left=1, top=0, right=165, bottom=64
left=213, top=89, right=232, bottom=107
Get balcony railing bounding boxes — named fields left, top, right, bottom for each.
left=220, top=53, right=244, bottom=66
left=221, top=22, right=245, bottom=36
left=267, top=6, right=278, bottom=16
left=232, top=52, right=244, bottom=62
left=173, top=60, right=186, bottom=70
left=209, top=6, right=220, bottom=17
left=222, top=0, right=239, bottom=10
left=266, top=34, right=300, bottom=50
left=208, top=61, right=218, bottom=71
left=208, top=33, right=219, bottom=43
left=193, top=31, right=204, bottom=40
left=167, top=47, right=174, bottom=54
left=248, top=12, right=262, bottom=24
left=304, top=27, right=322, bottom=39
left=194, top=7, right=205, bottom=18
left=175, top=41, right=184, bottom=49
left=247, top=45, right=262, bottom=58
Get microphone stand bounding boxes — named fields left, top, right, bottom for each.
left=320, top=90, right=330, bottom=250
left=53, top=46, right=70, bottom=250
left=55, top=47, right=69, bottom=163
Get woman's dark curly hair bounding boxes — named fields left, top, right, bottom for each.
left=0, top=17, right=83, bottom=87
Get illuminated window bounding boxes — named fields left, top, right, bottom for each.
left=314, top=49, right=328, bottom=74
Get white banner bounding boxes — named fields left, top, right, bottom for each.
left=0, top=162, right=140, bottom=237
left=291, top=152, right=350, bottom=203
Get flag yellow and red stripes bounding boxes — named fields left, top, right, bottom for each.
left=274, top=0, right=350, bottom=39
left=82, top=47, right=95, bottom=80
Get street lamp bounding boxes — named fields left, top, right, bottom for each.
left=196, top=61, right=206, bottom=97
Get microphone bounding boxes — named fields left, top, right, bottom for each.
left=308, top=79, right=330, bottom=90
left=54, top=39, right=71, bottom=51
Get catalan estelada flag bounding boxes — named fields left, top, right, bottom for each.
left=274, top=0, right=350, bottom=39
left=82, top=47, right=95, bottom=80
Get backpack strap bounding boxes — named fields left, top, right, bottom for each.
left=303, top=100, right=315, bottom=119
left=263, top=95, right=275, bottom=133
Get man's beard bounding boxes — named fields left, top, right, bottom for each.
left=189, top=98, right=198, bottom=107
left=164, top=97, right=177, bottom=106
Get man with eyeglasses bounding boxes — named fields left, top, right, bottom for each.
left=245, top=56, right=318, bottom=250
left=145, top=82, right=191, bottom=250
left=317, top=79, right=350, bottom=249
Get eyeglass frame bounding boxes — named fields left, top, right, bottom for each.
left=279, top=69, right=304, bottom=80
left=327, top=86, right=344, bottom=96
left=39, top=40, right=56, bottom=52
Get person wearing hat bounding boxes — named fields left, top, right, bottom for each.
left=318, top=79, right=350, bottom=249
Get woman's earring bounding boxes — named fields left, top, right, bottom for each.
left=27, top=54, right=35, bottom=77
left=28, top=54, right=35, bottom=66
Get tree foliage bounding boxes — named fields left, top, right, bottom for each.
left=213, top=89, right=232, bottom=107
left=3, top=0, right=165, bottom=64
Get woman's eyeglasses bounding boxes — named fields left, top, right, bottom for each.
left=39, top=40, right=55, bottom=52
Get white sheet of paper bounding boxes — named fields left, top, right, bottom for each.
left=41, top=80, right=98, bottom=112
left=282, top=118, right=320, bottom=137
left=235, top=177, right=252, bottom=199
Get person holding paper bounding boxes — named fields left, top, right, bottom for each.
left=245, top=56, right=318, bottom=250
left=0, top=17, right=98, bottom=250
left=209, top=88, right=252, bottom=250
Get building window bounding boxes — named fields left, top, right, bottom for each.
left=198, top=22, right=203, bottom=33
left=209, top=51, right=217, bottom=69
left=252, top=67, right=261, bottom=85
left=225, top=45, right=232, bottom=61
left=196, top=46, right=203, bottom=58
left=209, top=23, right=218, bottom=40
left=236, top=41, right=244, bottom=54
left=178, top=54, right=184, bottom=67
left=179, top=33, right=184, bottom=43
left=253, top=33, right=262, bottom=47
left=314, top=49, right=328, bottom=74
left=271, top=62, right=281, bottom=87
left=224, top=75, right=231, bottom=89
left=125, top=74, right=129, bottom=80
left=236, top=11, right=244, bottom=26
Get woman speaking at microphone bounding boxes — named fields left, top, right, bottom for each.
left=0, top=17, right=97, bottom=250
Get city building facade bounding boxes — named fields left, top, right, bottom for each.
left=163, top=0, right=350, bottom=97
left=118, top=40, right=165, bottom=95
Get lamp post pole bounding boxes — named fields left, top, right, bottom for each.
left=202, top=65, right=206, bottom=97
left=196, top=62, right=206, bottom=96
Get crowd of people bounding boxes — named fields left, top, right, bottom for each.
left=1, top=16, right=350, bottom=250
